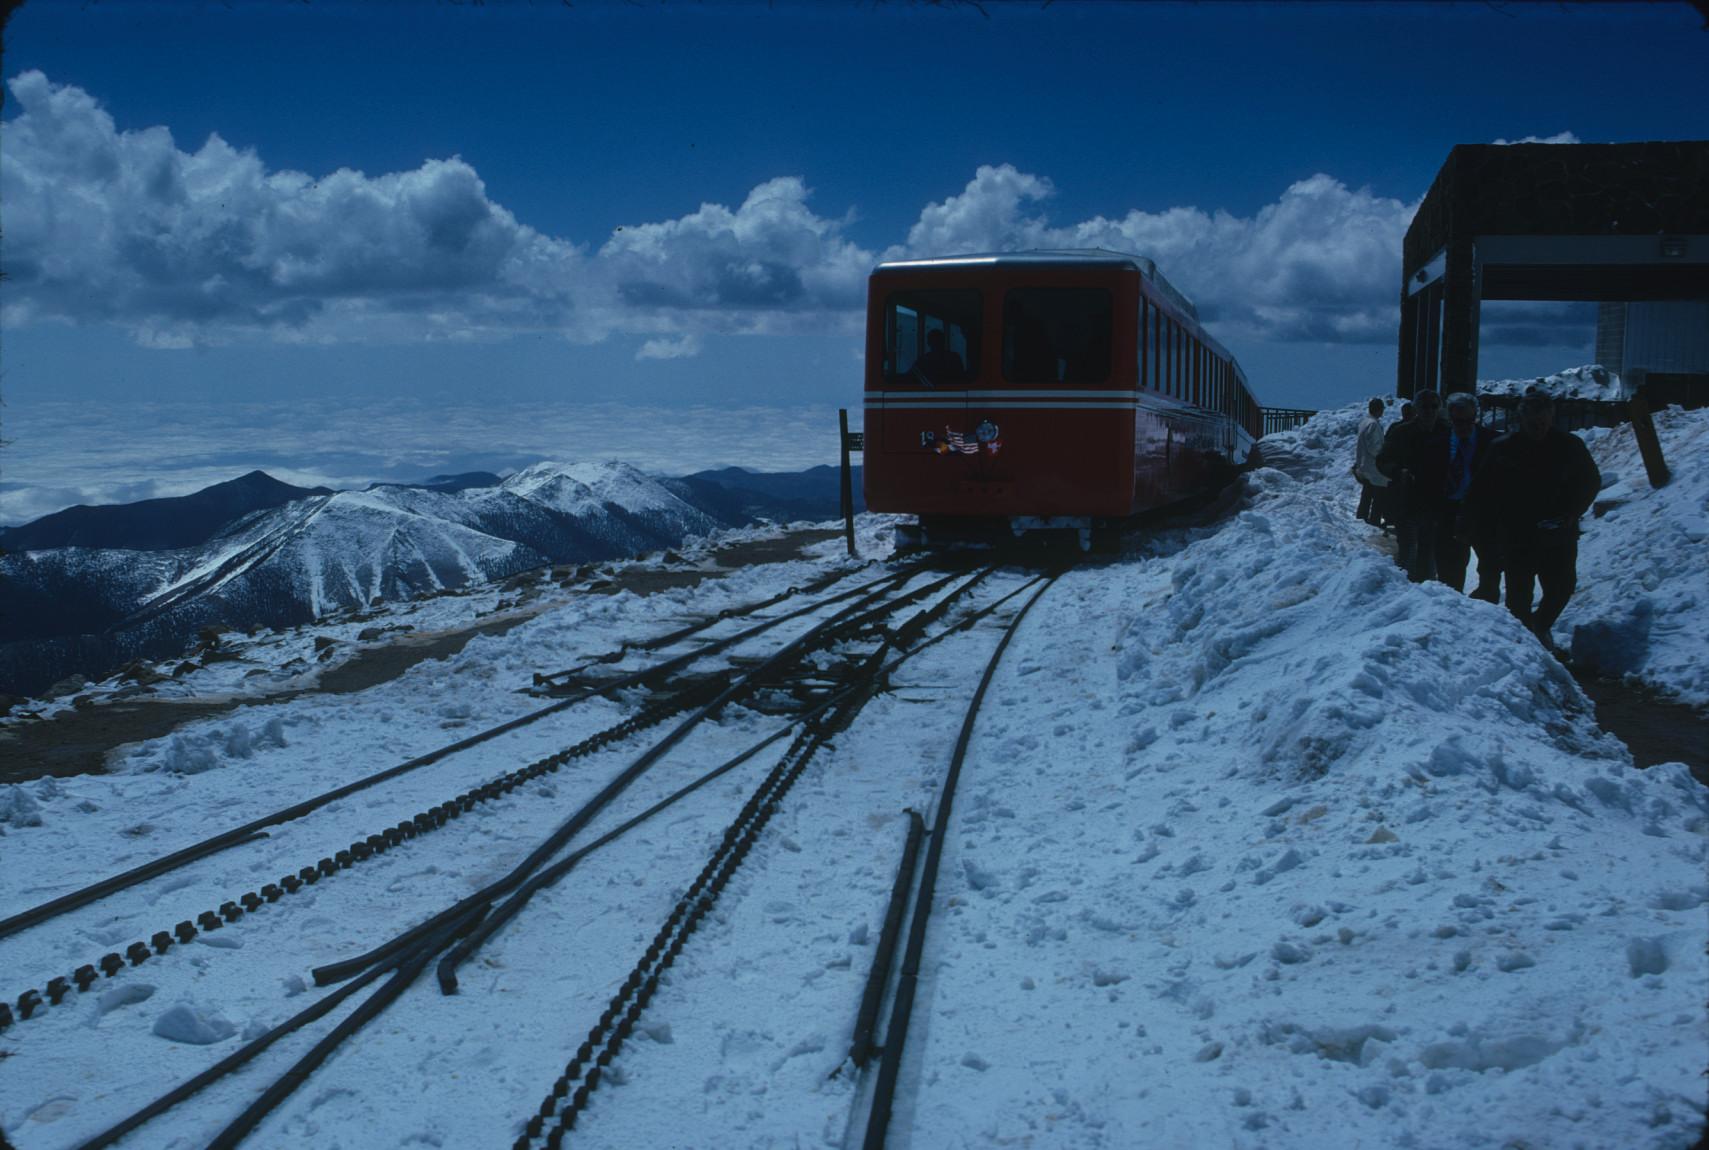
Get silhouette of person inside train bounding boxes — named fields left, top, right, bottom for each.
left=914, top=329, right=966, bottom=386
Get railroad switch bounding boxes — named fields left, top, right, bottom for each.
left=241, top=891, right=263, bottom=912
left=197, top=910, right=223, bottom=932
left=281, top=874, right=303, bottom=894
left=126, top=942, right=151, bottom=966
left=220, top=901, right=243, bottom=922
left=0, top=1002, right=13, bottom=1030
left=174, top=921, right=197, bottom=943
left=99, top=953, right=124, bottom=977
left=16, top=989, right=42, bottom=1019
left=74, top=965, right=98, bottom=991
left=152, top=931, right=174, bottom=955
left=46, top=976, right=70, bottom=1005
left=261, top=883, right=283, bottom=902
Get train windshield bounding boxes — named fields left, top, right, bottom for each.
left=885, top=290, right=980, bottom=386
left=1002, top=288, right=1112, bottom=384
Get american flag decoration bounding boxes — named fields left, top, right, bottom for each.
left=942, top=427, right=980, bottom=455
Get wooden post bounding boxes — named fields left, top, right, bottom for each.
left=839, top=408, right=857, bottom=557
left=1627, top=393, right=1671, bottom=489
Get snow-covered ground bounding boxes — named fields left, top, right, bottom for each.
left=1, top=405, right=1705, bottom=1150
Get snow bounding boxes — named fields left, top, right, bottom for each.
left=0, top=406, right=1704, bottom=1150
left=1477, top=363, right=1626, bottom=402
left=1564, top=407, right=1709, bottom=705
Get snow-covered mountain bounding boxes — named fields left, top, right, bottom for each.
left=0, top=462, right=750, bottom=698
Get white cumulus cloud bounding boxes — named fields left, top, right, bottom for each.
left=1, top=73, right=1580, bottom=356
left=635, top=334, right=703, bottom=361
left=0, top=70, right=591, bottom=345
left=598, top=176, right=872, bottom=332
left=886, top=164, right=1420, bottom=343
left=1492, top=132, right=1581, bottom=145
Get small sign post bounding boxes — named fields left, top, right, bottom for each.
left=839, top=408, right=862, bottom=557
left=1627, top=392, right=1671, bottom=489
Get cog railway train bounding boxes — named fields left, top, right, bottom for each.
left=862, top=250, right=1261, bottom=548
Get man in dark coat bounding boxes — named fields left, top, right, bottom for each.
left=1469, top=388, right=1602, bottom=646
left=1378, top=390, right=1449, bottom=582
left=1436, top=392, right=1502, bottom=599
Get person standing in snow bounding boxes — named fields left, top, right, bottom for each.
left=1436, top=392, right=1502, bottom=600
left=1378, top=390, right=1449, bottom=581
left=1374, top=401, right=1415, bottom=548
left=1353, top=398, right=1389, bottom=524
left=1469, top=387, right=1602, bottom=649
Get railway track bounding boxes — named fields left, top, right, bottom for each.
left=2, top=556, right=1061, bottom=1149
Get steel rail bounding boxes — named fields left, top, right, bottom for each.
left=437, top=568, right=1002, bottom=994
left=186, top=566, right=970, bottom=1146
left=512, top=571, right=1052, bottom=1148
left=70, top=905, right=491, bottom=1150
left=310, top=565, right=958, bottom=987
left=861, top=571, right=1061, bottom=1150
left=0, top=564, right=910, bottom=944
left=532, top=565, right=855, bottom=688
left=64, top=562, right=998, bottom=1150
left=849, top=809, right=925, bottom=1069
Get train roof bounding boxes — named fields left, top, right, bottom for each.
left=873, top=249, right=1200, bottom=323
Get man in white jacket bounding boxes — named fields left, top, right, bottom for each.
left=1353, top=397, right=1389, bottom=524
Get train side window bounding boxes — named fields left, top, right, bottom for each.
left=1002, top=288, right=1112, bottom=384
left=1151, top=307, right=1162, bottom=391
left=1139, top=300, right=1148, bottom=388
left=1172, top=323, right=1181, bottom=398
left=884, top=290, right=981, bottom=386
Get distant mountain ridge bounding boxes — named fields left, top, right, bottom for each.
left=0, top=471, right=333, bottom=552
left=0, top=461, right=861, bottom=698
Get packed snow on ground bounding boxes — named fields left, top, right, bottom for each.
left=0, top=410, right=1704, bottom=1150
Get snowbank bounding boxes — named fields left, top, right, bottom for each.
left=1566, top=407, right=1709, bottom=705
left=1478, top=363, right=1625, bottom=401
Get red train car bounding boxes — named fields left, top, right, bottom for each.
left=862, top=250, right=1261, bottom=547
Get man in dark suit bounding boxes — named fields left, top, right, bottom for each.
left=1469, top=388, right=1602, bottom=648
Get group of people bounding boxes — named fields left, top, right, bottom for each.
left=1353, top=387, right=1603, bottom=651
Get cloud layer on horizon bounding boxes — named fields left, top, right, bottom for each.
left=1, top=71, right=1581, bottom=357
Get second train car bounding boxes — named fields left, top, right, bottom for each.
left=862, top=250, right=1261, bottom=548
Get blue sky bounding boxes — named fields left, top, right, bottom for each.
left=3, top=1, right=1707, bottom=450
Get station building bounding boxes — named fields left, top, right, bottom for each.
left=1399, top=141, right=1709, bottom=408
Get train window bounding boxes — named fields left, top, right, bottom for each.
left=884, top=291, right=980, bottom=386
left=1139, top=300, right=1148, bottom=387
left=1151, top=307, right=1162, bottom=391
left=1002, top=288, right=1112, bottom=384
